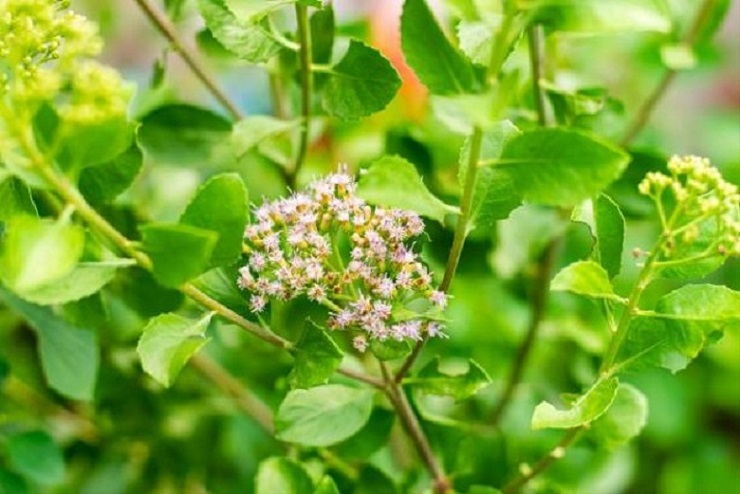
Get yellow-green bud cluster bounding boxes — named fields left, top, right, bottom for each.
left=639, top=155, right=739, bottom=257
left=0, top=0, right=129, bottom=123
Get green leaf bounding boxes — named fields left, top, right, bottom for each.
left=621, top=285, right=740, bottom=373
left=79, top=144, right=143, bottom=206
left=594, top=194, right=625, bottom=278
left=322, top=40, right=401, bottom=120
left=310, top=7, right=334, bottom=65
left=254, top=457, right=313, bottom=494
left=231, top=116, right=300, bottom=159
left=314, top=475, right=340, bottom=494
left=369, top=338, right=411, bottom=361
left=56, top=118, right=135, bottom=176
left=7, top=431, right=64, bottom=486
left=191, top=266, right=249, bottom=313
left=275, top=384, right=375, bottom=447
left=590, top=383, right=648, bottom=449
left=288, top=322, right=343, bottom=389
left=457, top=20, right=494, bottom=65
left=0, top=174, right=37, bottom=222
left=551, top=260, right=625, bottom=303
left=401, top=0, right=478, bottom=95
left=140, top=223, right=218, bottom=288
left=533, top=0, right=671, bottom=35
left=137, top=104, right=233, bottom=169
left=17, top=259, right=135, bottom=306
left=0, top=287, right=98, bottom=401
left=0, top=216, right=85, bottom=294
left=499, top=129, right=630, bottom=207
left=333, top=407, right=395, bottom=460
left=404, top=357, right=491, bottom=401
left=459, top=121, right=522, bottom=230
left=180, top=173, right=249, bottom=268
left=137, top=312, right=213, bottom=387
left=357, top=155, right=459, bottom=223
left=197, top=0, right=283, bottom=63
left=531, top=377, right=619, bottom=430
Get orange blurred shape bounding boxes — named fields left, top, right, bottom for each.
left=370, top=0, right=429, bottom=121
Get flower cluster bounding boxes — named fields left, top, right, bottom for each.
left=639, top=155, right=739, bottom=257
left=238, top=169, right=448, bottom=352
left=0, top=0, right=130, bottom=122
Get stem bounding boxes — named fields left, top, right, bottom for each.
left=337, top=366, right=386, bottom=389
left=132, top=0, right=244, bottom=120
left=291, top=3, right=313, bottom=188
left=190, top=354, right=275, bottom=433
left=490, top=237, right=560, bottom=425
left=394, top=10, right=517, bottom=383
left=381, top=363, right=451, bottom=494
left=621, top=0, right=718, bottom=146
left=501, top=427, right=582, bottom=494
left=527, top=24, right=549, bottom=127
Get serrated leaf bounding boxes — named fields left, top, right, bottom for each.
left=0, top=287, right=98, bottom=401
left=140, top=223, right=218, bottom=288
left=551, top=260, right=625, bottom=303
left=17, top=259, right=134, bottom=306
left=180, top=173, right=249, bottom=268
left=357, top=155, right=458, bottom=223
left=254, top=457, right=313, bottom=494
left=275, top=384, right=374, bottom=447
left=531, top=377, right=619, bottom=429
left=624, top=285, right=740, bottom=372
left=0, top=216, right=84, bottom=294
left=197, top=0, right=283, bottom=63
left=457, top=20, right=495, bottom=65
left=590, top=383, right=648, bottom=449
left=322, top=40, right=401, bottom=120
left=401, top=0, right=479, bottom=95
left=137, top=312, right=213, bottom=387
left=7, top=431, right=65, bottom=486
left=79, top=144, right=143, bottom=206
left=288, top=322, right=343, bottom=389
left=594, top=194, right=625, bottom=278
left=459, top=121, right=522, bottom=230
left=137, top=104, right=233, bottom=169
left=499, top=128, right=630, bottom=207
left=404, top=357, right=491, bottom=401
left=231, top=116, right=300, bottom=158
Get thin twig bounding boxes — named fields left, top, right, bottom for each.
left=621, top=0, right=718, bottom=146
left=190, top=354, right=275, bottom=433
left=381, top=363, right=451, bottom=494
left=394, top=11, right=517, bottom=383
left=337, top=366, right=386, bottom=389
left=501, top=427, right=582, bottom=494
left=132, top=0, right=244, bottom=120
left=291, top=3, right=313, bottom=188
